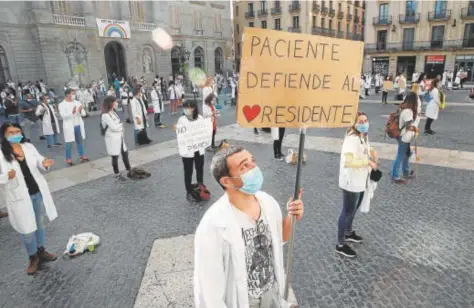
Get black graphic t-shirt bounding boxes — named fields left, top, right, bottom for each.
left=235, top=208, right=275, bottom=299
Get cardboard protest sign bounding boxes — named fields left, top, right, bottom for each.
left=176, top=118, right=213, bottom=155
left=237, top=28, right=364, bottom=128
left=383, top=80, right=393, bottom=91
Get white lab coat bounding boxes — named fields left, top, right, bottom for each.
left=150, top=89, right=162, bottom=113
left=36, top=103, right=60, bottom=136
left=425, top=87, right=440, bottom=120
left=194, top=191, right=291, bottom=308
left=130, top=97, right=148, bottom=130
left=339, top=134, right=371, bottom=193
left=58, top=100, right=86, bottom=143
left=120, top=89, right=132, bottom=106
left=101, top=111, right=127, bottom=156
left=0, top=143, right=58, bottom=234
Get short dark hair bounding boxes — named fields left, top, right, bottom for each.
left=40, top=94, right=49, bottom=102
left=210, top=146, right=245, bottom=189
left=182, top=100, right=199, bottom=119
left=133, top=87, right=141, bottom=96
left=65, top=88, right=74, bottom=96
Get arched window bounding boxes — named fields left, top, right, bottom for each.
left=49, top=1, right=72, bottom=14
left=171, top=47, right=181, bottom=77
left=0, top=45, right=11, bottom=85
left=214, top=47, right=223, bottom=73
left=194, top=47, right=204, bottom=69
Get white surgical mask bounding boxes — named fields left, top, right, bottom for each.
left=71, top=94, right=76, bottom=100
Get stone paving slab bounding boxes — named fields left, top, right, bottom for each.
left=133, top=235, right=298, bottom=308
left=0, top=141, right=473, bottom=308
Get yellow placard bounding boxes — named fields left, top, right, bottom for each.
left=237, top=28, right=364, bottom=128
left=383, top=80, right=393, bottom=91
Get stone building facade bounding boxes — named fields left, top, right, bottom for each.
left=0, top=1, right=233, bottom=91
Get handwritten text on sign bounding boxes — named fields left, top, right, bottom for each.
left=176, top=118, right=213, bottom=155
left=237, top=28, right=364, bottom=128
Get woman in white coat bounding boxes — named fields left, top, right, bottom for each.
left=101, top=96, right=132, bottom=180
left=35, top=94, right=61, bottom=148
left=129, top=87, right=149, bottom=145
left=424, top=79, right=441, bottom=135
left=58, top=88, right=89, bottom=166
left=0, top=122, right=57, bottom=275
left=337, top=112, right=378, bottom=258
left=151, top=83, right=167, bottom=128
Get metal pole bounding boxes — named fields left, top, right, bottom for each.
left=284, top=127, right=306, bottom=300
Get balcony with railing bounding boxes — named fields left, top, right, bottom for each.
left=312, top=2, right=320, bottom=13
left=353, top=33, right=361, bottom=41
left=399, top=13, right=419, bottom=24
left=288, top=2, right=301, bottom=14
left=354, top=15, right=360, bottom=23
left=322, top=6, right=329, bottom=15
left=245, top=11, right=255, bottom=19
left=373, top=16, right=392, bottom=26
left=329, top=8, right=336, bottom=17
left=193, top=29, right=204, bottom=36
left=271, top=6, right=282, bottom=15
left=337, top=11, right=344, bottom=19
left=364, top=40, right=470, bottom=53
left=461, top=7, right=474, bottom=19
left=52, top=14, right=86, bottom=27
left=355, top=1, right=360, bottom=7
left=258, top=9, right=268, bottom=17
left=131, top=21, right=157, bottom=31
left=346, top=13, right=353, bottom=21
left=346, top=32, right=353, bottom=40
left=312, top=27, right=335, bottom=37
left=288, top=26, right=301, bottom=33
left=428, top=10, right=451, bottom=21
left=337, top=30, right=344, bottom=38
left=312, top=26, right=324, bottom=35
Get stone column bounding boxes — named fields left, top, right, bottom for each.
left=31, top=1, right=53, bottom=24
left=82, top=0, right=96, bottom=27
left=120, top=1, right=131, bottom=20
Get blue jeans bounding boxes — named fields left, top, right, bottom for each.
left=45, top=133, right=59, bottom=147
left=8, top=114, right=21, bottom=124
left=338, top=189, right=364, bottom=246
left=65, top=125, right=85, bottom=160
left=392, top=139, right=411, bottom=180
left=20, top=192, right=45, bottom=256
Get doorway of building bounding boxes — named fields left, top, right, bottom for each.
left=397, top=56, right=416, bottom=81
left=104, top=41, right=127, bottom=84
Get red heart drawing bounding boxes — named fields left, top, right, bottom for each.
left=242, top=105, right=261, bottom=123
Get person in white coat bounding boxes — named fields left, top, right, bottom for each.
left=151, top=83, right=167, bottom=128
left=101, top=96, right=132, bottom=180
left=129, top=87, right=149, bottom=145
left=35, top=94, right=61, bottom=148
left=167, top=81, right=179, bottom=115
left=194, top=146, right=304, bottom=308
left=0, top=122, right=57, bottom=275
left=337, top=112, right=378, bottom=258
left=424, top=79, right=441, bottom=135
left=58, top=88, right=89, bottom=166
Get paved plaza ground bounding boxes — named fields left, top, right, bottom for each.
left=0, top=96, right=473, bottom=308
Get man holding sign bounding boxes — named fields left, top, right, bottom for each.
left=235, top=28, right=364, bottom=300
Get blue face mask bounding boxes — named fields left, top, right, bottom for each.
left=238, top=166, right=264, bottom=195
left=355, top=123, right=369, bottom=134
left=7, top=134, right=23, bottom=144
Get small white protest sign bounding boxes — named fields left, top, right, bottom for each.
left=176, top=117, right=213, bottom=156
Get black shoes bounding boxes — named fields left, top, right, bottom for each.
left=335, top=244, right=356, bottom=258
left=274, top=153, right=284, bottom=160
left=345, top=231, right=363, bottom=243
left=424, top=130, right=435, bottom=135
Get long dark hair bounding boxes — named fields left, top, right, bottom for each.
left=400, top=92, right=418, bottom=120
left=417, top=73, right=426, bottom=84
left=102, top=95, right=117, bottom=113
left=183, top=100, right=199, bottom=120
left=1, top=122, right=27, bottom=162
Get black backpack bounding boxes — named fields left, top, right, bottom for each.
left=100, top=114, right=108, bottom=136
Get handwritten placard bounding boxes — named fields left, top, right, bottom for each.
left=383, top=80, right=393, bottom=91
left=176, top=117, right=213, bottom=155
left=237, top=28, right=364, bottom=128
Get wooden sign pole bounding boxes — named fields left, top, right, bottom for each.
left=284, top=127, right=306, bottom=300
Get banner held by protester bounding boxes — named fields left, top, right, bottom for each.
left=237, top=27, right=364, bottom=128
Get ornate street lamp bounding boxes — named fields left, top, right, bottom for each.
left=175, top=43, right=191, bottom=76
